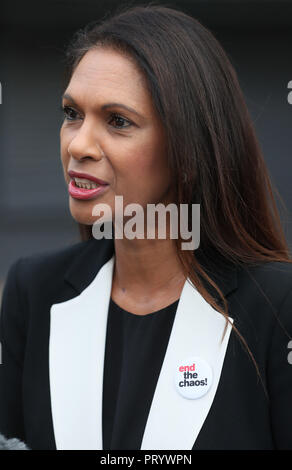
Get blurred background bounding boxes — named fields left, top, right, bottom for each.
left=1, top=0, right=292, bottom=297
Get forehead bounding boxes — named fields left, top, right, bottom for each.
left=66, top=47, right=152, bottom=115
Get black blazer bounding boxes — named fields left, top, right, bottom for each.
left=1, top=237, right=292, bottom=450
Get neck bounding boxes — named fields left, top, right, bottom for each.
left=112, top=235, right=187, bottom=300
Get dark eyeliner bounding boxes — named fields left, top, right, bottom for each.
left=61, top=105, right=81, bottom=121
left=60, top=105, right=133, bottom=127
left=109, top=113, right=133, bottom=128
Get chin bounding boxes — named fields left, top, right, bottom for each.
left=69, top=199, right=97, bottom=226
left=69, top=198, right=113, bottom=227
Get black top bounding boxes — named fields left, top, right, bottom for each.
left=102, top=297, right=179, bottom=450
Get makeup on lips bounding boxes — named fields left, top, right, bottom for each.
left=68, top=170, right=109, bottom=200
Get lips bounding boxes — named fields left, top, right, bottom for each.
left=67, top=170, right=109, bottom=200
left=68, top=170, right=109, bottom=185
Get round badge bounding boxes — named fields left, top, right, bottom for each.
left=174, top=356, right=213, bottom=399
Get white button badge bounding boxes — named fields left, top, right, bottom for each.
left=174, top=356, right=213, bottom=399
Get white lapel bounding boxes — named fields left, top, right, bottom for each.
left=49, top=254, right=233, bottom=450
left=140, top=278, right=233, bottom=450
left=49, top=255, right=115, bottom=450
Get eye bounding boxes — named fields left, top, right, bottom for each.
left=61, top=106, right=133, bottom=129
left=61, top=106, right=82, bottom=121
left=108, top=113, right=132, bottom=129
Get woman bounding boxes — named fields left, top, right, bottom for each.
left=1, top=4, right=292, bottom=450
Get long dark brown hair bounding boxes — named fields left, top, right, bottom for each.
left=63, top=2, right=292, bottom=393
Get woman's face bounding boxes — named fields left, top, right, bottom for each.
left=60, top=46, right=173, bottom=226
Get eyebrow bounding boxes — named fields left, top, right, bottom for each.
left=62, top=92, right=144, bottom=119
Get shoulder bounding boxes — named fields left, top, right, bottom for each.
left=0, top=237, right=114, bottom=335
left=10, top=238, right=94, bottom=281
left=230, top=260, right=292, bottom=351
left=234, top=261, right=292, bottom=448
left=234, top=260, right=292, bottom=314
left=1, top=237, right=112, bottom=305
left=1, top=240, right=87, bottom=295
left=238, top=260, right=292, bottom=293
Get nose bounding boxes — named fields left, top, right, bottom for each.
left=67, top=120, right=105, bottom=162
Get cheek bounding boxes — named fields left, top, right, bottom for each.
left=111, top=144, right=171, bottom=206
left=139, top=135, right=168, bottom=178
left=116, top=139, right=169, bottom=183
left=60, top=130, right=70, bottom=177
